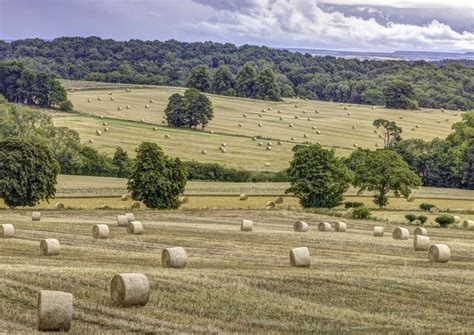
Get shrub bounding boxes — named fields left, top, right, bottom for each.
left=419, top=203, right=436, bottom=212
left=435, top=215, right=455, bottom=227
left=184, top=161, right=250, bottom=182
left=417, top=215, right=428, bottom=225
left=352, top=206, right=371, bottom=220
left=59, top=100, right=74, bottom=112
left=405, top=214, right=417, bottom=223
left=344, top=201, right=364, bottom=208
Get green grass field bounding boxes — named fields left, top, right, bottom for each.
left=1, top=209, right=473, bottom=333
left=52, top=83, right=462, bottom=171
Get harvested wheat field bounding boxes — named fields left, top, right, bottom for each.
left=0, top=209, right=473, bottom=333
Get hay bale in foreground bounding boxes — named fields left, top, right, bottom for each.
left=373, top=226, right=384, bottom=237
left=241, top=219, right=253, bottom=232
left=463, top=220, right=474, bottom=229
left=0, top=224, right=14, bottom=238
left=294, top=221, right=309, bottom=232
left=392, top=227, right=409, bottom=240
left=127, top=221, right=144, bottom=235
left=290, top=247, right=311, bottom=267
left=239, top=194, right=248, bottom=201
left=111, top=273, right=149, bottom=307
left=117, top=215, right=129, bottom=227
left=92, top=224, right=110, bottom=239
left=40, top=239, right=60, bottom=256
left=125, top=213, right=135, bottom=223
left=32, top=211, right=41, bottom=221
left=318, top=222, right=332, bottom=232
left=428, top=244, right=450, bottom=263
left=413, top=235, right=430, bottom=251
left=414, top=227, right=428, bottom=236
left=37, top=290, right=73, bottom=332
left=54, top=202, right=65, bottom=210
left=162, top=247, right=187, bottom=268
left=453, top=216, right=461, bottom=223
left=131, top=201, right=140, bottom=209
left=335, top=221, right=347, bottom=232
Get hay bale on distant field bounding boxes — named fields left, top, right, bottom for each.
left=312, top=126, right=316, bottom=130
left=162, top=247, right=187, bottom=268
left=416, top=125, right=420, bottom=128
left=291, top=136, right=296, bottom=140
left=111, top=273, right=149, bottom=307
left=294, top=115, right=299, bottom=119
left=318, top=222, right=331, bottom=232
left=428, top=244, right=450, bottom=263
left=373, top=226, right=384, bottom=237
left=392, top=227, right=409, bottom=240
left=316, top=130, right=321, bottom=134
left=118, top=106, right=122, bottom=111
left=121, top=194, right=130, bottom=201
left=335, top=221, right=347, bottom=232
left=126, top=105, right=131, bottom=109
left=453, top=216, right=461, bottom=223
left=315, top=109, right=319, bottom=113
left=93, top=224, right=110, bottom=239
left=290, top=247, right=311, bottom=267
left=149, top=99, right=153, bottom=103
left=54, top=202, right=65, bottom=210
left=265, top=162, right=270, bottom=167
left=103, top=122, right=108, bottom=126
left=275, top=197, right=283, bottom=204
left=303, top=133, right=308, bottom=138
left=98, top=97, right=102, bottom=101
left=153, top=127, right=158, bottom=131
left=201, top=150, right=207, bottom=155
left=127, top=221, right=144, bottom=235
left=241, top=219, right=253, bottom=232
left=414, top=227, right=428, bottom=236
left=277, top=110, right=281, bottom=113
left=239, top=194, right=248, bottom=201
left=463, top=220, right=474, bottom=229
left=126, top=88, right=131, bottom=92
left=353, top=143, right=358, bottom=148
left=375, top=143, right=380, bottom=147
left=40, top=239, right=60, bottom=256
left=294, top=221, right=308, bottom=232
left=238, top=123, right=242, bottom=127
left=179, top=196, right=189, bottom=204
left=259, top=113, right=263, bottom=118
left=243, top=113, right=247, bottom=117
left=258, top=123, right=263, bottom=127
left=258, top=142, right=263, bottom=146
left=32, top=211, right=41, bottom=221
left=110, top=97, right=115, bottom=101
left=289, top=124, right=293, bottom=127
left=352, top=125, right=356, bottom=129
left=125, top=213, right=135, bottom=223
left=219, top=147, right=226, bottom=153
left=117, top=215, right=129, bottom=227
left=37, top=290, right=73, bottom=332
left=96, top=130, right=102, bottom=136
left=277, top=140, right=282, bottom=145
left=0, top=224, right=14, bottom=238
left=266, top=146, right=272, bottom=151
left=145, top=104, right=149, bottom=108
left=104, top=127, right=109, bottom=132
left=413, top=235, right=430, bottom=251
left=87, top=98, right=92, bottom=102
left=266, top=201, right=275, bottom=208
left=141, top=119, right=145, bottom=123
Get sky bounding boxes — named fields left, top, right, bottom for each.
left=0, top=0, right=473, bottom=52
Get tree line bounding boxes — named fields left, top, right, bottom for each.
left=1, top=37, right=472, bottom=110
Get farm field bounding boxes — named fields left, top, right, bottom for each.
left=1, top=209, right=473, bottom=333
left=52, top=82, right=463, bottom=171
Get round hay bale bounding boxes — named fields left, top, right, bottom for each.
left=88, top=139, right=94, bottom=144
left=290, top=247, right=311, bottom=267
left=239, top=194, right=248, bottom=201
left=266, top=146, right=272, bottom=151
left=243, top=113, right=247, bottom=117
left=111, top=273, right=149, bottom=307
left=153, top=127, right=158, bottom=131
left=463, top=220, right=474, bottom=229
left=352, top=126, right=356, bottom=129
left=221, top=143, right=226, bottom=147
left=268, top=107, right=272, bottom=111
left=54, top=202, right=65, bottom=210
left=117, top=215, right=129, bottom=227
left=126, top=105, right=130, bottom=109
left=371, top=106, right=376, bottom=110
left=275, top=197, right=283, bottom=204
left=149, top=99, right=153, bottom=103
left=201, top=150, right=207, bottom=155
left=294, top=104, right=298, bottom=108
left=294, top=221, right=308, bottom=232
left=378, top=134, right=383, bottom=139
left=211, top=130, right=215, bottom=134
left=265, top=162, right=270, bottom=167
left=258, top=142, right=263, bottom=147
left=96, top=130, right=102, bottom=136
left=279, top=116, right=283, bottom=120
left=413, top=235, right=430, bottom=251
left=102, top=122, right=108, bottom=126
left=0, top=224, right=14, bottom=238
left=291, top=137, right=296, bottom=140
left=437, top=120, right=441, bottom=123
left=303, top=134, right=308, bottom=138
left=87, top=98, right=92, bottom=102
left=141, top=119, right=145, bottom=123
left=121, top=194, right=130, bottom=201
left=127, top=221, right=144, bottom=235
left=335, top=222, right=347, bottom=232
left=162, top=120, right=166, bottom=124
left=104, top=127, right=109, bottom=132
left=407, top=196, right=415, bottom=202
left=416, top=125, right=420, bottom=128
left=353, top=143, right=358, bottom=148
left=392, top=227, right=409, bottom=240
left=108, top=92, right=112, bottom=95
left=258, top=123, right=263, bottom=127
left=93, top=224, right=110, bottom=239
left=40, top=239, right=60, bottom=256
left=312, top=126, right=317, bottom=130
left=316, top=130, right=321, bottom=134
left=125, top=213, right=135, bottom=223
left=375, top=143, right=380, bottom=147
left=145, top=104, right=149, bottom=108
left=165, top=134, right=170, bottom=138
left=347, top=112, right=351, bottom=115
left=373, top=226, right=384, bottom=237
left=289, top=124, right=293, bottom=128
left=414, top=227, right=428, bottom=236
left=219, top=147, right=226, bottom=153
left=252, top=137, right=257, bottom=141
left=315, top=109, right=319, bottom=113
left=238, top=123, right=242, bottom=127
left=32, top=211, right=41, bottom=221
left=126, top=88, right=131, bottom=92
left=241, top=219, right=253, bottom=232
left=318, top=222, right=332, bottom=232
left=266, top=201, right=275, bottom=208
left=453, top=216, right=461, bottom=223
left=259, top=114, right=263, bottom=118
left=294, top=115, right=299, bottom=119
left=162, top=247, right=187, bottom=269
left=428, top=244, right=450, bottom=263
left=98, top=97, right=102, bottom=101
left=277, top=110, right=281, bottom=113
left=37, top=290, right=73, bottom=332
left=110, top=97, right=115, bottom=101
left=118, top=106, right=122, bottom=111
left=261, top=108, right=265, bottom=113
left=277, top=140, right=282, bottom=145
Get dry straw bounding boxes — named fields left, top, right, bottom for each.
left=290, top=247, right=311, bottom=267
left=111, top=273, right=150, bottom=307
left=93, top=224, right=110, bottom=239
left=373, top=226, right=384, bottom=237
left=464, top=220, right=474, bottom=229
left=117, top=215, right=128, bottom=227
left=318, top=222, right=332, bottom=232
left=241, top=219, right=253, bottom=232
left=275, top=197, right=284, bottom=204
left=127, top=221, right=144, bottom=235
left=428, top=244, right=450, bottom=263
left=0, top=224, right=14, bottom=238
left=335, top=221, right=347, bottom=232
left=162, top=247, right=187, bottom=268
left=131, top=201, right=140, bottom=209
left=392, top=227, right=409, bottom=240
left=240, top=194, right=248, bottom=201
left=414, top=227, right=428, bottom=236
left=453, top=216, right=461, bottom=223
left=294, top=221, right=309, bottom=232
left=121, top=194, right=130, bottom=201
left=413, top=235, right=430, bottom=251
left=266, top=201, right=276, bottom=208
left=32, top=211, right=41, bottom=221
left=40, top=239, right=60, bottom=256
left=37, top=290, right=73, bottom=332
left=54, top=202, right=65, bottom=210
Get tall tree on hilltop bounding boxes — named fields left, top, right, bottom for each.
left=186, top=65, right=211, bottom=92
left=255, top=67, right=281, bottom=101
left=165, top=93, right=188, bottom=127
left=212, top=65, right=235, bottom=96
left=235, top=63, right=257, bottom=98
left=373, top=118, right=402, bottom=148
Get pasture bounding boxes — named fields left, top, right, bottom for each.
left=1, top=209, right=473, bottom=333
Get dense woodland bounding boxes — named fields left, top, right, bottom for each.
left=1, top=37, right=473, bottom=109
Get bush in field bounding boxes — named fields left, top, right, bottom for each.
left=352, top=206, right=371, bottom=220
left=435, top=215, right=455, bottom=227
left=417, top=215, right=428, bottom=225
left=344, top=201, right=364, bottom=208
left=419, top=203, right=436, bottom=212
left=405, top=214, right=417, bottom=223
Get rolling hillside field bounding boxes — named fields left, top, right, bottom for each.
left=53, top=82, right=463, bottom=171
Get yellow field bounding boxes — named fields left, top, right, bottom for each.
left=51, top=83, right=462, bottom=171
left=1, top=209, right=473, bottom=333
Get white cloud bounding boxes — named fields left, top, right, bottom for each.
left=320, top=0, right=473, bottom=9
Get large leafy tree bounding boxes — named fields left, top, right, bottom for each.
left=211, top=65, right=235, bottom=96
left=286, top=144, right=351, bottom=208
left=186, top=65, right=211, bottom=92
left=112, top=147, right=131, bottom=178
left=127, top=142, right=187, bottom=209
left=463, top=140, right=474, bottom=189
left=255, top=67, right=280, bottom=101
left=354, top=149, right=421, bottom=208
left=165, top=93, right=188, bottom=127
left=235, top=63, right=257, bottom=98
left=383, top=80, right=418, bottom=110
left=373, top=118, right=402, bottom=148
left=184, top=88, right=213, bottom=130
left=0, top=138, right=60, bottom=208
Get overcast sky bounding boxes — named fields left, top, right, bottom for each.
left=0, top=0, right=473, bottom=52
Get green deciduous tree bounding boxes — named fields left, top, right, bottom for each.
left=255, top=67, right=280, bottom=101
left=354, top=149, right=421, bottom=208
left=184, top=88, right=213, bottom=130
left=127, top=142, right=187, bottom=209
left=186, top=65, right=211, bottom=92
left=235, top=63, right=257, bottom=98
left=286, top=144, right=351, bottom=208
left=0, top=138, right=59, bottom=207
left=211, top=65, right=235, bottom=95
left=112, top=147, right=131, bottom=178
left=373, top=118, right=402, bottom=148
left=165, top=93, right=188, bottom=127
left=384, top=80, right=418, bottom=110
